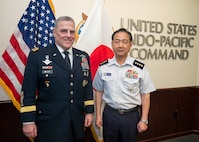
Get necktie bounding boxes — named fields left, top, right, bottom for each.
left=63, top=51, right=71, bottom=69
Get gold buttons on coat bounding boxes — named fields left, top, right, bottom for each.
left=70, top=82, right=73, bottom=86
left=70, top=91, right=74, bottom=95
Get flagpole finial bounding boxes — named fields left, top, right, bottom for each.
left=82, top=13, right=88, bottom=21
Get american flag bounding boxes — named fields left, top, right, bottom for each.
left=0, top=0, right=55, bottom=111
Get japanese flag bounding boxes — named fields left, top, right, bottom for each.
left=75, top=0, right=114, bottom=80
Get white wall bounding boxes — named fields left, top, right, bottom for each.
left=0, top=0, right=199, bottom=100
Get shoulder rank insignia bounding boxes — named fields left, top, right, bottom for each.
left=133, top=60, right=145, bottom=69
left=100, top=59, right=108, bottom=66
left=31, top=47, right=39, bottom=52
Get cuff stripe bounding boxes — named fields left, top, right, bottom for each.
left=21, top=105, right=36, bottom=113
left=84, top=100, right=94, bottom=106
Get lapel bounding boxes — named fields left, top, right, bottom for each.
left=72, top=49, right=82, bottom=72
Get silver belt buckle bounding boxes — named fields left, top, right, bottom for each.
left=118, top=109, right=124, bottom=114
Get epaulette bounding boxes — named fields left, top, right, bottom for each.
left=133, top=60, right=145, bottom=69
left=31, top=47, right=39, bottom=52
left=100, top=59, right=108, bottom=66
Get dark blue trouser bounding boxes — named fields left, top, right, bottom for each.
left=103, top=105, right=140, bottom=142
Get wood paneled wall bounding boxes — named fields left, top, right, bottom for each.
left=0, top=102, right=30, bottom=142
left=137, top=86, right=199, bottom=142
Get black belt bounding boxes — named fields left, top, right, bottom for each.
left=106, top=104, right=139, bottom=114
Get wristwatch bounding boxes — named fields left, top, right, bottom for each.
left=140, top=119, right=148, bottom=125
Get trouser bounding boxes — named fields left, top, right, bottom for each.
left=103, top=105, right=140, bottom=142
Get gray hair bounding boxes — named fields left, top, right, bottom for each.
left=54, top=16, right=75, bottom=28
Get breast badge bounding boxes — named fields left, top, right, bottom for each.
left=42, top=55, right=53, bottom=76
left=128, top=86, right=134, bottom=92
left=43, top=55, right=52, bottom=65
left=125, top=69, right=138, bottom=79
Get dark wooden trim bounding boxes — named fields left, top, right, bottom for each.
left=138, top=130, right=195, bottom=142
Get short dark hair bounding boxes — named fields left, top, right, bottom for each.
left=111, top=28, right=132, bottom=42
